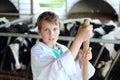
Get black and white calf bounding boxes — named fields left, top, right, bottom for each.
left=0, top=35, right=37, bottom=72
left=97, top=27, right=120, bottom=78
left=0, top=24, right=38, bottom=71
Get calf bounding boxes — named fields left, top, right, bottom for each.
left=98, top=27, right=120, bottom=77
left=0, top=35, right=37, bottom=72
left=0, top=37, right=24, bottom=71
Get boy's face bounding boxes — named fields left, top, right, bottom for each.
left=38, top=20, right=60, bottom=47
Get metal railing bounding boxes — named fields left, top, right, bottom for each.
left=0, top=32, right=120, bottom=80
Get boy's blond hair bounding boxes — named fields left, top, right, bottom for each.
left=37, top=11, right=60, bottom=30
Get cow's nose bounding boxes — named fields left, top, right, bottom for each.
left=15, top=64, right=21, bottom=69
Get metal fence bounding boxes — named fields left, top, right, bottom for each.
left=0, top=32, right=120, bottom=80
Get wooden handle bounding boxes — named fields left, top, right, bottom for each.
left=82, top=19, right=90, bottom=80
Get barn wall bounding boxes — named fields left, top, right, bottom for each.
left=4, top=0, right=120, bottom=21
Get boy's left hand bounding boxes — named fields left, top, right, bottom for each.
left=79, top=47, right=92, bottom=68
left=80, top=47, right=92, bottom=61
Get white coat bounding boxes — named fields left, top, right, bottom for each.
left=31, top=42, right=95, bottom=80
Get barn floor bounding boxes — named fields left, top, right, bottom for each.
left=0, top=70, right=32, bottom=80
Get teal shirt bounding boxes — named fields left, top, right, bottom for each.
left=48, top=46, right=62, bottom=58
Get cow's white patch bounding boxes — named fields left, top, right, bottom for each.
left=9, top=43, right=21, bottom=69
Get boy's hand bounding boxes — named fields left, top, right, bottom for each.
left=81, top=47, right=92, bottom=60
left=79, top=47, right=92, bottom=68
left=76, top=25, right=93, bottom=42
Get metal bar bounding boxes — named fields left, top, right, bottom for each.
left=17, top=0, right=20, bottom=19
left=118, top=0, right=120, bottom=21
left=0, top=12, right=33, bottom=16
left=0, top=16, right=32, bottom=28
left=7, top=36, right=12, bottom=45
left=90, top=38, right=120, bottom=44
left=93, top=44, right=105, bottom=66
left=0, top=33, right=40, bottom=39
left=67, top=41, right=72, bottom=47
left=0, top=13, right=20, bottom=16
left=0, top=33, right=120, bottom=44
left=10, top=16, right=33, bottom=24
left=30, top=0, right=33, bottom=16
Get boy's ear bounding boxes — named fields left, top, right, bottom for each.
left=38, top=32, right=40, bottom=35
left=58, top=28, right=60, bottom=35
left=38, top=30, right=41, bottom=35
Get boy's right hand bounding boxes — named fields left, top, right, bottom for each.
left=76, top=25, right=93, bottom=42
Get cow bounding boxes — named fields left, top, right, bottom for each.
left=89, top=27, right=120, bottom=80
left=0, top=35, right=38, bottom=74
left=96, top=27, right=120, bottom=78
left=0, top=22, right=33, bottom=71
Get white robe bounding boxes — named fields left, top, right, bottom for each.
left=31, top=42, right=95, bottom=80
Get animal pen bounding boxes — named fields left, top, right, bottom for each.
left=0, top=16, right=120, bottom=80
left=0, top=0, right=120, bottom=80
left=0, top=32, right=120, bottom=80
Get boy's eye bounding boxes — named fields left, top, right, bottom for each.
left=53, top=28, right=57, bottom=31
left=45, top=28, right=49, bottom=31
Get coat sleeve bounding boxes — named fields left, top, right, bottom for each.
left=70, top=59, right=95, bottom=80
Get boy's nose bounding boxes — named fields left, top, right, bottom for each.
left=49, top=30, right=54, bottom=36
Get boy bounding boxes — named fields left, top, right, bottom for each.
left=31, top=11, right=95, bottom=80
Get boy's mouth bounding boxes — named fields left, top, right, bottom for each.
left=49, top=38, right=54, bottom=41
